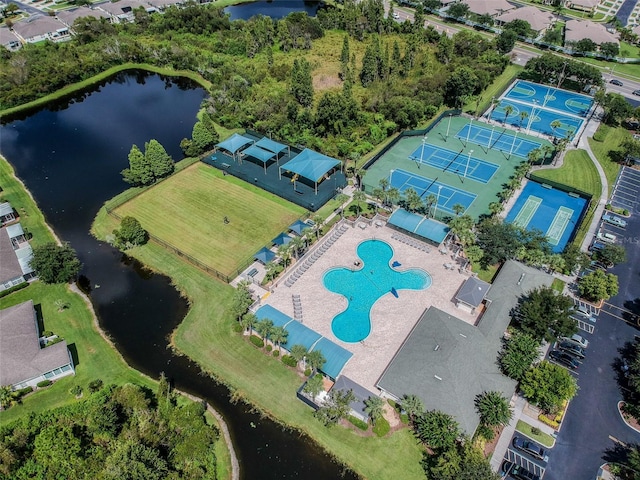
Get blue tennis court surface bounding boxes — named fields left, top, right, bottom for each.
left=456, top=124, right=542, bottom=158
left=505, top=180, right=587, bottom=253
left=490, top=100, right=584, bottom=140
left=389, top=169, right=477, bottom=215
left=505, top=80, right=593, bottom=117
left=409, top=143, right=498, bottom=183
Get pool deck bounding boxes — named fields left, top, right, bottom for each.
left=262, top=221, right=480, bottom=393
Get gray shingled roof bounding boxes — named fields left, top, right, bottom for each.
left=377, top=260, right=553, bottom=434
left=455, top=276, right=490, bottom=308
left=565, top=19, right=619, bottom=45
left=333, top=375, right=377, bottom=420
left=495, top=6, right=555, bottom=34
left=0, top=227, right=23, bottom=282
left=12, top=15, right=68, bottom=40
left=56, top=7, right=110, bottom=27
left=0, top=301, right=72, bottom=386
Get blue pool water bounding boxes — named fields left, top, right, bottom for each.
left=323, top=240, right=431, bottom=343
left=505, top=180, right=588, bottom=253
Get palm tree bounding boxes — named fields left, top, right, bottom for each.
left=306, top=349, right=326, bottom=374
left=270, top=326, right=288, bottom=352
left=550, top=119, right=562, bottom=139
left=503, top=104, right=514, bottom=125
left=335, top=193, right=350, bottom=218
left=312, top=214, right=324, bottom=240
left=464, top=244, right=484, bottom=268
left=527, top=148, right=543, bottom=166
left=277, top=243, right=292, bottom=268
left=240, top=312, right=257, bottom=335
left=289, top=235, right=305, bottom=260
left=404, top=188, right=423, bottom=213
left=291, top=173, right=300, bottom=191
left=474, top=391, right=513, bottom=428
left=290, top=344, right=308, bottom=369
left=353, top=190, right=367, bottom=216
left=371, top=187, right=385, bottom=213
left=447, top=214, right=474, bottom=246
left=519, top=111, right=529, bottom=130
left=364, top=395, right=385, bottom=425
left=264, top=260, right=279, bottom=282
left=303, top=374, right=324, bottom=397
left=255, top=319, right=274, bottom=346
left=400, top=394, right=425, bottom=422
left=452, top=203, right=465, bottom=216
left=378, top=177, right=389, bottom=192
left=0, top=385, right=13, bottom=410
left=386, top=187, right=400, bottom=209
left=424, top=193, right=437, bottom=217
left=488, top=202, right=503, bottom=216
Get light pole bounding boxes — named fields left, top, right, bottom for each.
left=464, top=150, right=473, bottom=180
left=421, top=135, right=428, bottom=162
left=465, top=117, right=473, bottom=146
left=509, top=129, right=519, bottom=158
left=446, top=113, right=453, bottom=141
left=488, top=123, right=496, bottom=150
left=526, top=99, right=538, bottom=135
left=434, top=185, right=442, bottom=219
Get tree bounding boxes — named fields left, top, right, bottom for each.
left=33, top=424, right=83, bottom=478
left=518, top=110, right=529, bottom=130
left=335, top=193, right=350, bottom=218
left=474, top=391, right=512, bottom=428
left=278, top=243, right=292, bottom=268
left=291, top=58, right=314, bottom=108
left=515, top=286, right=577, bottom=343
left=504, top=19, right=532, bottom=38
left=0, top=385, right=14, bottom=410
left=499, top=332, right=540, bottom=381
left=476, top=218, right=533, bottom=267
left=363, top=395, right=385, bottom=425
left=113, top=216, right=148, bottom=248
left=352, top=190, right=367, bottom=215
left=289, top=344, right=308, bottom=368
left=612, top=443, right=640, bottom=480
left=255, top=319, right=274, bottom=344
left=464, top=245, right=484, bottom=268
left=404, top=188, right=423, bottom=213
left=561, top=243, right=591, bottom=274
left=289, top=235, right=305, bottom=259
left=400, top=394, right=425, bottom=422
left=521, top=361, right=578, bottom=413
left=413, top=410, right=460, bottom=451
left=231, top=281, right=253, bottom=321
left=503, top=104, right=514, bottom=125
left=600, top=42, right=619, bottom=58
left=122, top=144, right=153, bottom=186
left=270, top=325, right=288, bottom=352
left=303, top=373, right=324, bottom=398
left=422, top=440, right=501, bottom=480
left=447, top=214, right=475, bottom=247
left=240, top=312, right=257, bottom=335
left=339, top=35, right=350, bottom=80
left=145, top=139, right=174, bottom=180
left=30, top=242, right=81, bottom=284
left=594, top=243, right=626, bottom=267
left=444, top=66, right=479, bottom=108
left=180, top=118, right=219, bottom=157
left=620, top=137, right=640, bottom=165
left=573, top=38, right=597, bottom=54
left=314, top=388, right=356, bottom=426
left=496, top=30, right=517, bottom=54
left=307, top=349, right=326, bottom=373
left=448, top=2, right=469, bottom=19
left=579, top=269, right=619, bottom=302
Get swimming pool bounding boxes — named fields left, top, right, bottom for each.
left=323, top=240, right=431, bottom=343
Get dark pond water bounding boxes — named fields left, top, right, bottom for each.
left=225, top=0, right=321, bottom=20
left=0, top=71, right=357, bottom=480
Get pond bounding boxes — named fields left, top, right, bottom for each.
left=0, top=70, right=357, bottom=480
left=225, top=0, right=322, bottom=20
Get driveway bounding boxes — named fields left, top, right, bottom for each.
left=543, top=168, right=640, bottom=480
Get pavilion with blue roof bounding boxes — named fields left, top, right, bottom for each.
left=279, top=149, right=342, bottom=194
left=215, top=133, right=254, bottom=160
left=255, top=305, right=353, bottom=379
left=388, top=208, right=450, bottom=245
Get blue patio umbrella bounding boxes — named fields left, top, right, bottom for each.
left=289, top=220, right=308, bottom=235
left=254, top=247, right=276, bottom=264
left=272, top=232, right=293, bottom=246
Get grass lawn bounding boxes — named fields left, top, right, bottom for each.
left=114, top=163, right=306, bottom=277
left=472, top=263, right=500, bottom=283
left=92, top=205, right=426, bottom=480
left=551, top=278, right=565, bottom=293
left=516, top=420, right=555, bottom=448
left=588, top=124, right=628, bottom=195
left=463, top=64, right=523, bottom=116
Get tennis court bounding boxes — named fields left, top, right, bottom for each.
left=490, top=100, right=584, bottom=140
left=409, top=143, right=499, bottom=183
left=389, top=168, right=477, bottom=215
left=505, top=180, right=587, bottom=252
left=504, top=80, right=593, bottom=117
left=455, top=124, right=542, bottom=159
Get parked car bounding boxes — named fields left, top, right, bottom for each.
left=572, top=307, right=596, bottom=322
left=549, top=350, right=580, bottom=369
left=392, top=11, right=400, bottom=18
left=597, top=231, right=617, bottom=243
left=512, top=436, right=549, bottom=462
left=602, top=213, right=627, bottom=228
left=610, top=79, right=623, bottom=86
left=558, top=341, right=586, bottom=359
left=560, top=333, right=589, bottom=349
left=501, top=460, right=541, bottom=480
left=633, top=89, right=640, bottom=96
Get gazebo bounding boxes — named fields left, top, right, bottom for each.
left=254, top=247, right=276, bottom=264
left=215, top=133, right=254, bottom=161
left=288, top=220, right=309, bottom=236
left=279, top=149, right=342, bottom=194
left=240, top=144, right=276, bottom=173
left=255, top=137, right=289, bottom=160
left=272, top=232, right=293, bottom=246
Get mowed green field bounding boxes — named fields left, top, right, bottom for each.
left=115, top=163, right=306, bottom=276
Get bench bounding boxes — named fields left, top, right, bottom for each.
left=222, top=163, right=231, bottom=169
left=247, top=268, right=259, bottom=278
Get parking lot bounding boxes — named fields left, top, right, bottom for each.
left=609, top=166, right=640, bottom=215
left=502, top=433, right=548, bottom=478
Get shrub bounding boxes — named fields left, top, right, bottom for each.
left=88, top=379, right=103, bottom=393
left=272, top=350, right=280, bottom=357
left=46, top=337, right=63, bottom=346
left=304, top=368, right=312, bottom=377
left=249, top=335, right=264, bottom=348
left=347, top=415, right=369, bottom=430
left=281, top=355, right=297, bottom=367
left=16, top=386, right=33, bottom=397
left=372, top=416, right=390, bottom=437
left=400, top=413, right=409, bottom=424
left=476, top=424, right=495, bottom=441
left=266, top=344, right=273, bottom=352
left=232, top=323, right=243, bottom=333
left=537, top=413, right=559, bottom=429
left=37, top=380, right=52, bottom=388
left=70, top=385, right=83, bottom=397
left=0, top=282, right=29, bottom=298
left=531, top=426, right=541, bottom=436
left=387, top=399, right=399, bottom=410
left=42, top=330, right=54, bottom=337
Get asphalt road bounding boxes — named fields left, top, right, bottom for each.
left=543, top=168, right=640, bottom=480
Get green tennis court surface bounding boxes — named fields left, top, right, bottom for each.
left=546, top=206, right=573, bottom=245
left=513, top=196, right=542, bottom=228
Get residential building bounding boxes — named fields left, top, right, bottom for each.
left=495, top=6, right=556, bottom=36
left=0, top=26, right=21, bottom=51
left=95, top=0, right=154, bottom=23
left=0, top=223, right=35, bottom=292
left=56, top=7, right=110, bottom=28
left=0, top=300, right=75, bottom=390
left=12, top=15, right=70, bottom=44
left=462, top=0, right=516, bottom=17
left=565, top=19, right=619, bottom=45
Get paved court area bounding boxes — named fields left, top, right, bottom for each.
left=263, top=221, right=479, bottom=392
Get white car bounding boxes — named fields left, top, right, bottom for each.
left=597, top=232, right=617, bottom=243
left=392, top=12, right=400, bottom=19
left=560, top=333, right=589, bottom=349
